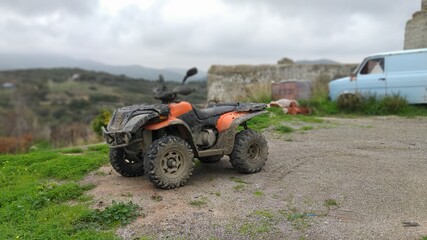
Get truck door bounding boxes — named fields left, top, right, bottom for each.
left=356, top=57, right=386, bottom=98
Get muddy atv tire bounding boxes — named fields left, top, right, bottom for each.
left=199, top=155, right=223, bottom=163
left=144, top=136, right=194, bottom=189
left=110, top=148, right=145, bottom=177
left=230, top=129, right=268, bottom=173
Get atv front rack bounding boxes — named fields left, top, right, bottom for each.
left=102, top=127, right=132, bottom=148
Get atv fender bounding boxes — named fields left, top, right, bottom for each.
left=145, top=117, right=197, bottom=153
left=122, top=112, right=160, bottom=133
left=216, top=110, right=267, bottom=132
left=196, top=110, right=268, bottom=157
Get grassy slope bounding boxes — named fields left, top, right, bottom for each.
left=0, top=144, right=120, bottom=239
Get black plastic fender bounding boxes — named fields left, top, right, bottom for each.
left=122, top=112, right=159, bottom=133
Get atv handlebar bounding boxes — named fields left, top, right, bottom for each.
left=153, top=67, right=198, bottom=103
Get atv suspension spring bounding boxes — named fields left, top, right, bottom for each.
left=156, top=128, right=168, bottom=138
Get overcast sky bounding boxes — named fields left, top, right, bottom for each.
left=0, top=0, right=421, bottom=70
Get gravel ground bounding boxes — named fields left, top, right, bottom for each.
left=83, top=116, right=427, bottom=240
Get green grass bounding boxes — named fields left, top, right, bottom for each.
left=300, top=126, right=314, bottom=131
left=246, top=107, right=324, bottom=132
left=274, top=125, right=294, bottom=134
left=0, top=144, right=137, bottom=239
left=253, top=190, right=264, bottom=197
left=231, top=177, right=249, bottom=184
left=231, top=177, right=249, bottom=191
left=58, top=147, right=84, bottom=154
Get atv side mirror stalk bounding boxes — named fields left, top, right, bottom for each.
left=182, top=67, right=198, bottom=85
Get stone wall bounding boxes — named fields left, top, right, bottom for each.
left=207, top=63, right=357, bottom=102
left=404, top=0, right=427, bottom=49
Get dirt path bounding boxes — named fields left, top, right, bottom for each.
left=83, top=116, right=427, bottom=240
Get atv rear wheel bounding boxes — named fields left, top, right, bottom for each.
left=144, top=136, right=194, bottom=189
left=230, top=129, right=268, bottom=173
left=110, top=148, right=145, bottom=177
left=199, top=155, right=223, bottom=163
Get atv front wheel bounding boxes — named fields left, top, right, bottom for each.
left=110, top=148, right=145, bottom=177
left=199, top=155, right=223, bottom=163
left=230, top=129, right=268, bottom=173
left=144, top=136, right=194, bottom=189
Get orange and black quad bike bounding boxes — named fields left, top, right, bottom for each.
left=103, top=68, right=269, bottom=189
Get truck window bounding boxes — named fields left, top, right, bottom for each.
left=359, top=58, right=384, bottom=75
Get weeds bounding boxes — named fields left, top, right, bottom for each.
left=75, top=201, right=141, bottom=229
left=279, top=207, right=311, bottom=230
left=231, top=177, right=248, bottom=184
left=231, top=177, right=248, bottom=191
left=189, top=197, right=208, bottom=207
left=239, top=210, right=277, bottom=236
left=253, top=190, right=264, bottom=197
left=239, top=82, right=272, bottom=103
left=233, top=184, right=246, bottom=191
left=324, top=199, right=339, bottom=208
left=151, top=193, right=163, bottom=202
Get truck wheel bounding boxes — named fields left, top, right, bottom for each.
left=199, top=155, right=223, bottom=163
left=230, top=129, right=268, bottom=173
left=144, top=136, right=194, bottom=189
left=110, top=148, right=144, bottom=177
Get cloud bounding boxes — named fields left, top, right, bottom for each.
left=0, top=0, right=98, bottom=16
left=0, top=0, right=421, bottom=70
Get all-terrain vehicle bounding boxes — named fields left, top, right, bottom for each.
left=102, top=68, right=269, bottom=189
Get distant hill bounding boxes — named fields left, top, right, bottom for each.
left=295, top=59, right=341, bottom=65
left=0, top=53, right=207, bottom=81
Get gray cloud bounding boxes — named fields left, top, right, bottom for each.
left=0, top=0, right=421, bottom=70
left=0, top=0, right=98, bottom=16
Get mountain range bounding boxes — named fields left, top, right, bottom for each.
left=0, top=53, right=207, bottom=81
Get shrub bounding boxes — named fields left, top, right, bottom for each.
left=377, top=94, right=409, bottom=114
left=92, top=109, right=112, bottom=137
left=0, top=134, right=33, bottom=154
left=337, top=94, right=363, bottom=112
left=334, top=93, right=410, bottom=115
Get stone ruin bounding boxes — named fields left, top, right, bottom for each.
left=207, top=62, right=356, bottom=103
left=404, top=0, right=427, bottom=49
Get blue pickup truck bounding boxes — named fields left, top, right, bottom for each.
left=329, top=49, right=427, bottom=104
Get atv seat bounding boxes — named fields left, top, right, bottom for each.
left=192, top=105, right=236, bottom=120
